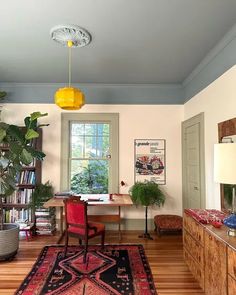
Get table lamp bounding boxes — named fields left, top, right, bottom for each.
left=214, top=143, right=236, bottom=236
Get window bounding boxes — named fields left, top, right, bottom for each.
left=61, top=113, right=119, bottom=193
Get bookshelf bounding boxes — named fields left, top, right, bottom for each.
left=1, top=129, right=42, bottom=225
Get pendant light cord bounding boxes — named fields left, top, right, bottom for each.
left=68, top=40, right=73, bottom=88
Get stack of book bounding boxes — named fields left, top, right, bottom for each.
left=35, top=208, right=56, bottom=235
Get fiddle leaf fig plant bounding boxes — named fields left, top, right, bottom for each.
left=0, top=91, right=7, bottom=100
left=0, top=112, right=48, bottom=230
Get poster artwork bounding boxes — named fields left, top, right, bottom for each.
left=135, top=139, right=166, bottom=184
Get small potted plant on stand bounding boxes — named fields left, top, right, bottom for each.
left=129, top=181, right=165, bottom=239
left=0, top=112, right=48, bottom=260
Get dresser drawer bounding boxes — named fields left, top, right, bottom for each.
left=228, top=275, right=236, bottom=295
left=184, top=248, right=204, bottom=290
left=228, top=246, right=236, bottom=281
left=183, top=213, right=204, bottom=245
left=205, top=230, right=227, bottom=295
left=183, top=229, right=204, bottom=267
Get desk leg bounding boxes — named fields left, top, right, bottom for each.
left=60, top=207, right=63, bottom=233
left=118, top=206, right=121, bottom=241
left=57, top=206, right=65, bottom=244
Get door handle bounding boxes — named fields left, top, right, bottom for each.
left=194, top=186, right=199, bottom=190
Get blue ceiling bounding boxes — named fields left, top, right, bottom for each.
left=0, top=0, right=236, bottom=104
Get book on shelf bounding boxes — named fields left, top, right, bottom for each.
left=3, top=208, right=31, bottom=223
left=3, top=189, right=33, bottom=205
left=54, top=191, right=74, bottom=199
left=36, top=216, right=55, bottom=222
left=36, top=230, right=55, bottom=235
left=17, top=170, right=36, bottom=185
left=36, top=222, right=55, bottom=227
left=35, top=207, right=55, bottom=212
left=35, top=211, right=53, bottom=216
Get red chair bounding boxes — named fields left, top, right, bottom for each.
left=63, top=196, right=105, bottom=262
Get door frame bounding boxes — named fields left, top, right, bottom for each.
left=182, top=112, right=206, bottom=209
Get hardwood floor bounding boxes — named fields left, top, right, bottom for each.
left=0, top=230, right=205, bottom=295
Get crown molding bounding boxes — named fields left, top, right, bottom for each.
left=1, top=24, right=236, bottom=105
left=0, top=83, right=184, bottom=105
left=183, top=23, right=236, bottom=102
left=183, top=23, right=236, bottom=87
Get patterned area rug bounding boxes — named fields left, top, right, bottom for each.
left=15, top=244, right=157, bottom=295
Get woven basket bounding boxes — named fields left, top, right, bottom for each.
left=0, top=223, right=19, bottom=260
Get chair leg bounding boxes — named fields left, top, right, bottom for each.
left=79, top=238, right=82, bottom=245
left=64, top=232, right=69, bottom=257
left=83, top=237, right=88, bottom=264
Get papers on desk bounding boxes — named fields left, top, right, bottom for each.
left=53, top=193, right=110, bottom=202
left=80, top=194, right=109, bottom=202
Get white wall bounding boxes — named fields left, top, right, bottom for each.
left=184, top=65, right=236, bottom=209
left=2, top=104, right=183, bottom=219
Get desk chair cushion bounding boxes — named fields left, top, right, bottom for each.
left=68, top=222, right=105, bottom=237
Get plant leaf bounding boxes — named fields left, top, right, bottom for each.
left=9, top=141, right=22, bottom=155
left=0, top=91, right=7, bottom=99
left=30, top=112, right=48, bottom=121
left=8, top=125, right=25, bottom=143
left=20, top=148, right=33, bottom=165
left=25, top=129, right=39, bottom=140
left=0, top=129, right=6, bottom=142
left=24, top=116, right=31, bottom=129
left=26, top=146, right=46, bottom=161
left=0, top=181, right=15, bottom=196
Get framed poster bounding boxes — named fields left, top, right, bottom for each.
left=134, top=139, right=166, bottom=184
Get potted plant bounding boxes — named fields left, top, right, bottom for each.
left=129, top=181, right=165, bottom=239
left=0, top=111, right=48, bottom=260
left=0, top=91, right=7, bottom=121
left=0, top=91, right=7, bottom=100
left=31, top=181, right=54, bottom=209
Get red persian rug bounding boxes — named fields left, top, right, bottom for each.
left=15, top=244, right=157, bottom=295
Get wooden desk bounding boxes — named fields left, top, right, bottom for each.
left=43, top=194, right=133, bottom=243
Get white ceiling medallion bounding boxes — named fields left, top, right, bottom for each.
left=50, top=24, right=91, bottom=48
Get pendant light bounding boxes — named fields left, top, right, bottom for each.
left=50, top=25, right=91, bottom=110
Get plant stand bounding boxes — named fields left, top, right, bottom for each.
left=138, top=206, right=153, bottom=240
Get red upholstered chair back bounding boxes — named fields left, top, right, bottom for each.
left=63, top=195, right=105, bottom=261
left=64, top=197, right=87, bottom=228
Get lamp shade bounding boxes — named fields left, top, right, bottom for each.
left=214, top=143, right=236, bottom=184
left=54, top=87, right=85, bottom=110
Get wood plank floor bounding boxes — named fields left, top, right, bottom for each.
left=0, top=231, right=205, bottom=295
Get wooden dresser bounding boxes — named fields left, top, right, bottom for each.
left=183, top=211, right=236, bottom=295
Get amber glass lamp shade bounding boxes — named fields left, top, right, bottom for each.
left=55, top=87, right=85, bottom=110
